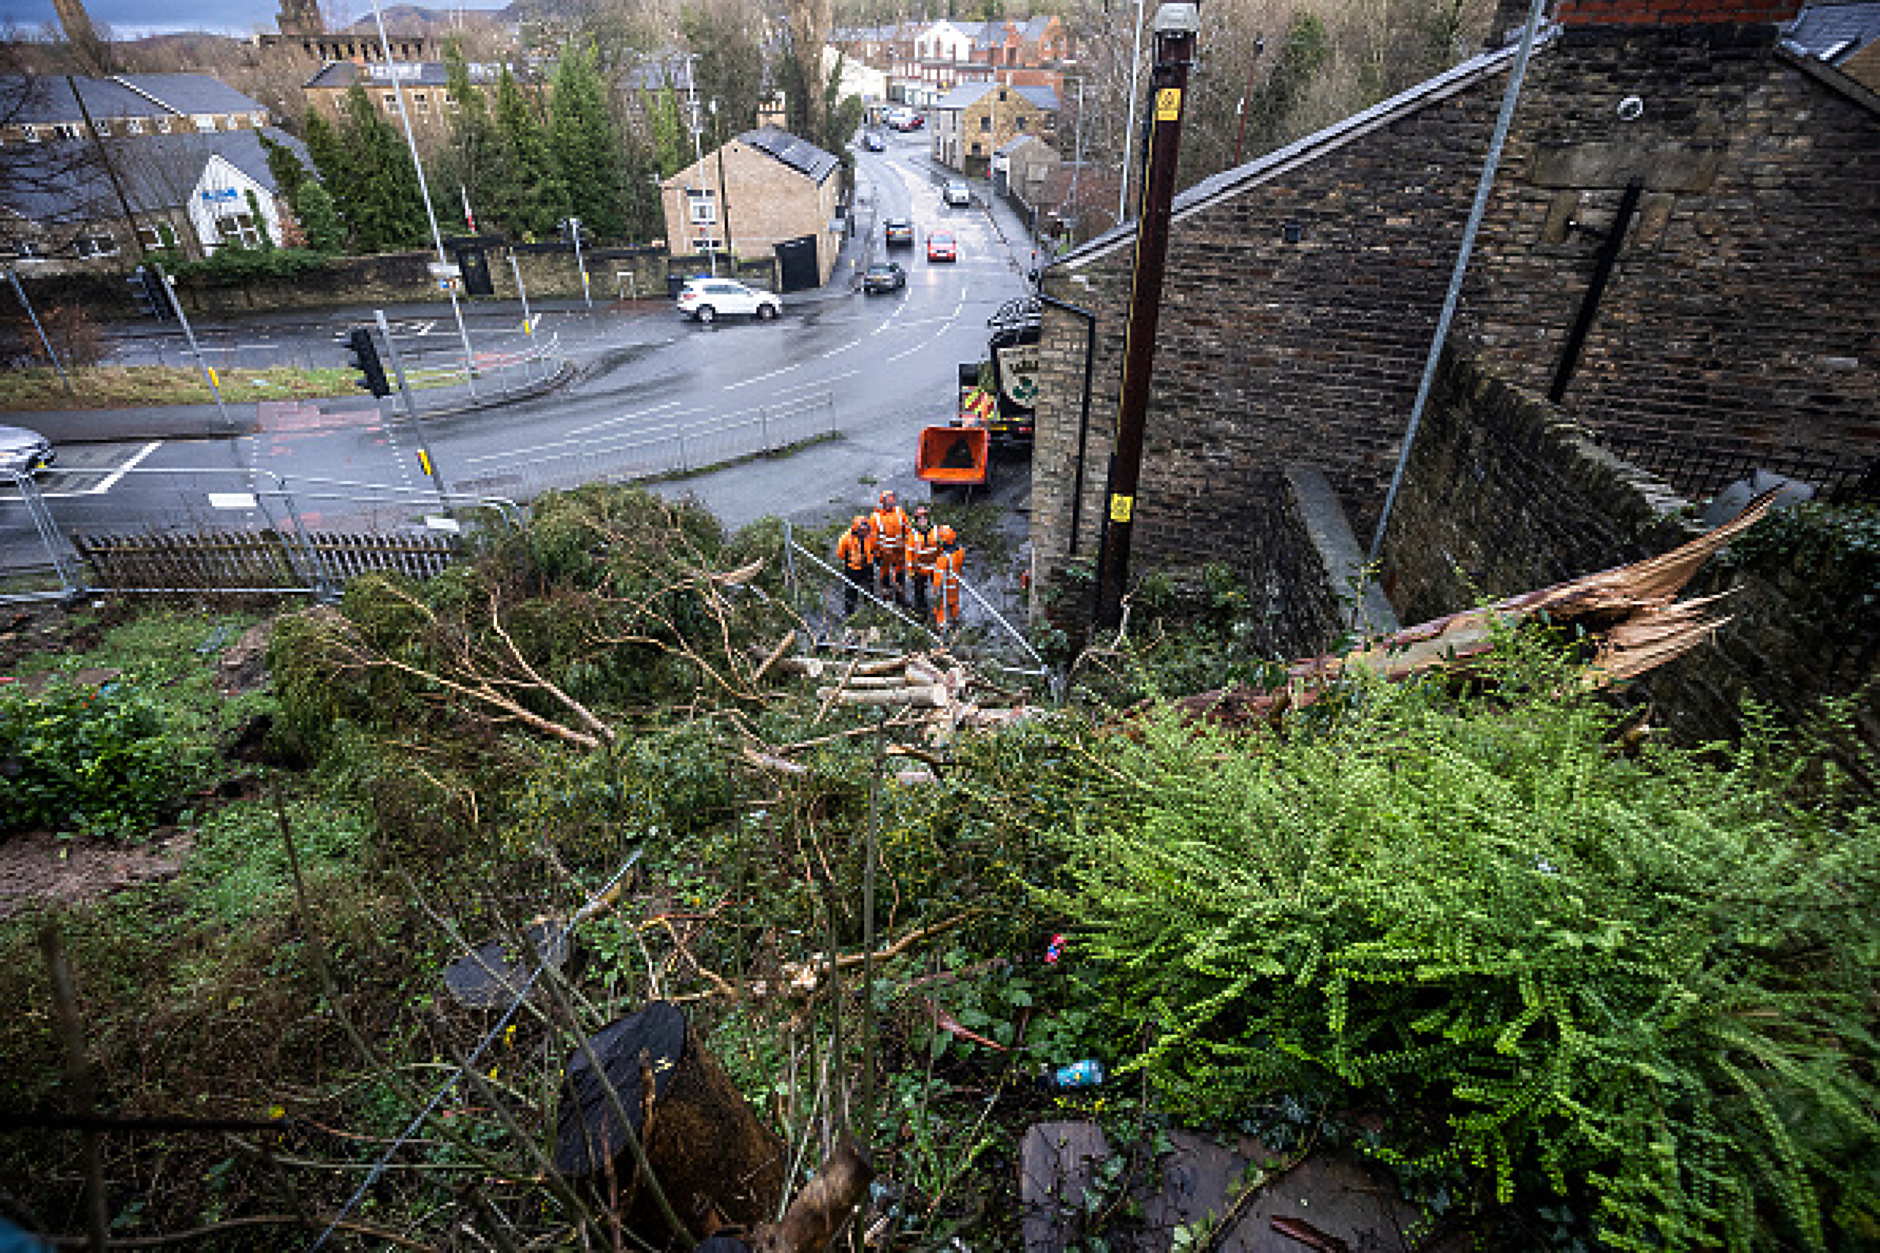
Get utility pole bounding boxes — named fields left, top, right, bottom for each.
left=369, top=0, right=478, bottom=398
left=712, top=99, right=735, bottom=265
left=67, top=76, right=146, bottom=260
left=1231, top=35, right=1265, bottom=167
left=686, top=54, right=717, bottom=276
left=1093, top=0, right=1199, bottom=630
left=1065, top=76, right=1085, bottom=248
left=1116, top=0, right=1148, bottom=225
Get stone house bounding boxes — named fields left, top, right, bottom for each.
left=0, top=74, right=303, bottom=270
left=991, top=133, right=1061, bottom=206
left=304, top=59, right=548, bottom=136
left=930, top=83, right=1060, bottom=176
left=1028, top=0, right=1878, bottom=625
left=659, top=126, right=844, bottom=288
left=971, top=17, right=1072, bottom=68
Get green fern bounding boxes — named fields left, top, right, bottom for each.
left=1039, top=641, right=1879, bottom=1249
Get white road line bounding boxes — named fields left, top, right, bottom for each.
left=89, top=441, right=163, bottom=495
left=722, top=363, right=801, bottom=391
left=820, top=340, right=863, bottom=358
left=564, top=399, right=683, bottom=438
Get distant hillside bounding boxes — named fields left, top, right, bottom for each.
left=336, top=4, right=519, bottom=33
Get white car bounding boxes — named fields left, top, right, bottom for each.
left=944, top=181, right=972, bottom=207
left=0, top=425, right=54, bottom=477
left=676, top=278, right=782, bottom=324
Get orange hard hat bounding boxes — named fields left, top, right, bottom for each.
left=936, top=525, right=956, bottom=544
left=879, top=489, right=897, bottom=507
left=852, top=515, right=868, bottom=529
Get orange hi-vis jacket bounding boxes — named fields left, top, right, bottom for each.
left=932, top=542, right=963, bottom=622
left=870, top=506, right=909, bottom=568
left=905, top=523, right=938, bottom=581
left=837, top=527, right=872, bottom=572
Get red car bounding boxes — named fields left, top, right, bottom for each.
left=927, top=231, right=957, bottom=262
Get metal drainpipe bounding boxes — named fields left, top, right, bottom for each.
left=1036, top=292, right=1099, bottom=557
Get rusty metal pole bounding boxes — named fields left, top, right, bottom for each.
left=1093, top=0, right=1200, bottom=630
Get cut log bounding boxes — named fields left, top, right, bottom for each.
left=815, top=684, right=949, bottom=709
left=553, top=1001, right=785, bottom=1238
left=749, top=1134, right=874, bottom=1253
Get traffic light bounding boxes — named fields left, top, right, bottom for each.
left=345, top=327, right=391, bottom=398
left=128, top=265, right=167, bottom=320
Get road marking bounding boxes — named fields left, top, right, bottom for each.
left=90, top=441, right=163, bottom=495
left=820, top=340, right=862, bottom=358
left=563, top=399, right=683, bottom=438
left=722, top=363, right=801, bottom=391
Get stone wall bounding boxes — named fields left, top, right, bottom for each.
left=1382, top=349, right=1878, bottom=752
left=1029, top=17, right=1878, bottom=620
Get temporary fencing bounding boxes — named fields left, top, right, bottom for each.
left=1, top=466, right=518, bottom=603
left=452, top=390, right=837, bottom=499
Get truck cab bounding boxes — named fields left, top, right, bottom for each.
left=957, top=296, right=1041, bottom=448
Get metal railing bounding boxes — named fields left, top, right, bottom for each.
left=388, top=326, right=568, bottom=413
left=1, top=466, right=519, bottom=603
left=452, top=390, right=838, bottom=498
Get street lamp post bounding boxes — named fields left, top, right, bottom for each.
left=686, top=55, right=717, bottom=276
left=1117, top=0, right=1148, bottom=224
left=369, top=0, right=477, bottom=398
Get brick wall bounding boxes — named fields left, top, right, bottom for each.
left=1383, top=349, right=1878, bottom=754
left=1030, top=23, right=1878, bottom=623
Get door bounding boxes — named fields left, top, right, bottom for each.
left=456, top=246, right=495, bottom=296
left=774, top=235, right=819, bottom=292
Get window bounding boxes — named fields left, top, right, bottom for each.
left=970, top=141, right=981, bottom=155
left=155, top=117, right=171, bottom=133
left=75, top=233, right=118, bottom=257
left=94, top=120, right=111, bottom=136
left=194, top=114, right=217, bottom=132
left=125, top=118, right=144, bottom=134
left=15, top=240, right=43, bottom=258
left=687, top=190, right=717, bottom=225
left=383, top=93, right=398, bottom=110
left=216, top=213, right=261, bottom=248
left=138, top=221, right=177, bottom=250
left=252, top=112, right=266, bottom=127
left=53, top=122, right=84, bottom=140
left=413, top=91, right=429, bottom=116
left=22, top=125, right=39, bottom=143
left=1015, top=115, right=1027, bottom=131
left=979, top=115, right=991, bottom=131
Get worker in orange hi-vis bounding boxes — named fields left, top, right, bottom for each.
left=931, top=524, right=964, bottom=631
left=835, top=515, right=873, bottom=616
left=869, top=489, right=910, bottom=604
left=905, top=502, right=938, bottom=620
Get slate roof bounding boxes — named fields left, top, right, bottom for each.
left=995, top=133, right=1047, bottom=157
left=1019, top=17, right=1056, bottom=43
left=1012, top=84, right=1059, bottom=112
left=933, top=81, right=998, bottom=111
left=737, top=126, right=841, bottom=184
left=0, top=75, right=162, bottom=124
left=1784, top=1, right=1880, bottom=62
left=0, top=126, right=310, bottom=224
left=115, top=73, right=264, bottom=116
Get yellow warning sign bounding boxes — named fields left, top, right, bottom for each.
left=1110, top=493, right=1135, bottom=523
left=1155, top=88, right=1182, bottom=121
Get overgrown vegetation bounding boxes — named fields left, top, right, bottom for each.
left=0, top=487, right=1872, bottom=1251
left=0, top=363, right=448, bottom=411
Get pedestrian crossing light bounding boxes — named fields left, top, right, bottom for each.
left=345, top=326, right=391, bottom=398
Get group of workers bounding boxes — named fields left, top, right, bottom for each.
left=836, top=489, right=965, bottom=629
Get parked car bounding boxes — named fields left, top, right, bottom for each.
left=943, top=181, right=972, bottom=207
left=862, top=262, right=907, bottom=294
left=676, top=278, right=782, bottom=324
left=885, top=218, right=915, bottom=248
left=927, top=231, right=957, bottom=262
left=863, top=132, right=886, bottom=151
left=0, top=424, right=54, bottom=477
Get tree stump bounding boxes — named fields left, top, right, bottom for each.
left=553, top=1001, right=785, bottom=1240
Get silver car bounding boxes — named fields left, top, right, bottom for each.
left=0, top=425, right=54, bottom=476
left=944, top=181, right=972, bottom=207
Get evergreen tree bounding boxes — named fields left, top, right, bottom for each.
left=293, top=180, right=345, bottom=253
left=338, top=84, right=428, bottom=252
left=302, top=108, right=347, bottom=201
left=486, top=69, right=568, bottom=240
left=245, top=188, right=276, bottom=250
left=259, top=131, right=307, bottom=207
left=439, top=43, right=501, bottom=234
left=549, top=42, right=625, bottom=240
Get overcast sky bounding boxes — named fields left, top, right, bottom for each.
left=1, top=0, right=511, bottom=39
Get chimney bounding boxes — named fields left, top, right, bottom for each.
left=1554, top=0, right=1803, bottom=27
